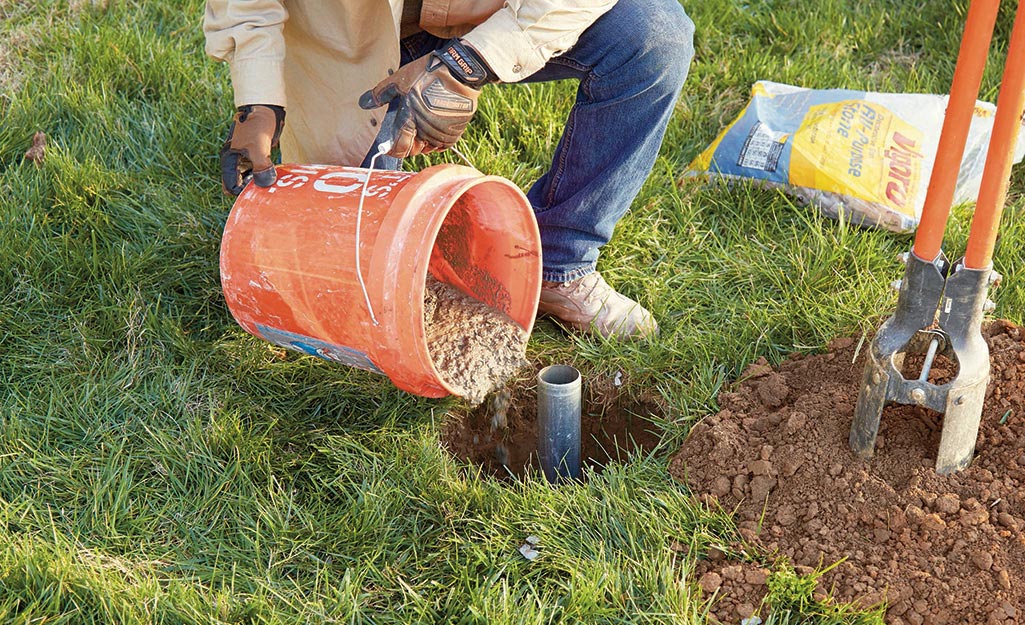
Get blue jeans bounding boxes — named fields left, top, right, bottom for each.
left=368, top=0, right=695, bottom=282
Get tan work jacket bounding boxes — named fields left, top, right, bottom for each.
left=204, top=0, right=617, bottom=165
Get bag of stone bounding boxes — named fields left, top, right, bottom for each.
left=684, top=80, right=1025, bottom=233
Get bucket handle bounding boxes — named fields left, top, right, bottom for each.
left=355, top=138, right=478, bottom=327
left=355, top=142, right=393, bottom=326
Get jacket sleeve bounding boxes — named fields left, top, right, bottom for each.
left=460, top=0, right=618, bottom=83
left=204, top=0, right=289, bottom=108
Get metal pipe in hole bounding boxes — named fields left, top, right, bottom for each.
left=919, top=337, right=941, bottom=382
left=537, top=365, right=582, bottom=483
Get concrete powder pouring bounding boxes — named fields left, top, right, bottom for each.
left=423, top=276, right=529, bottom=406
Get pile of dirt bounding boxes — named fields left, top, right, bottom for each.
left=424, top=277, right=530, bottom=406
left=670, top=320, right=1025, bottom=624
left=443, top=369, right=664, bottom=478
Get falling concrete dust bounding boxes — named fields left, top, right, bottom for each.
left=671, top=320, right=1025, bottom=624
left=424, top=276, right=529, bottom=406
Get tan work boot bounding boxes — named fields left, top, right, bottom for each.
left=537, top=271, right=659, bottom=339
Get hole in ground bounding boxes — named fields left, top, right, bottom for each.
left=898, top=350, right=960, bottom=385
left=895, top=332, right=960, bottom=384
left=441, top=367, right=667, bottom=480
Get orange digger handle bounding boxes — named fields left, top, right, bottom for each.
left=964, top=1, right=1025, bottom=269
left=913, top=0, right=1001, bottom=262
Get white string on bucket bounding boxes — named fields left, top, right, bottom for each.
left=355, top=141, right=477, bottom=327
left=450, top=144, right=475, bottom=169
left=354, top=141, right=392, bottom=327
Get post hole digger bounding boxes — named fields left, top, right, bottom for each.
left=850, top=0, right=1025, bottom=474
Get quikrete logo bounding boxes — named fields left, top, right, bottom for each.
left=884, top=131, right=922, bottom=210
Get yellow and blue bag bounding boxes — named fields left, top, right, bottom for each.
left=686, top=81, right=1025, bottom=233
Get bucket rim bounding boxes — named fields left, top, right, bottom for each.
left=369, top=163, right=542, bottom=398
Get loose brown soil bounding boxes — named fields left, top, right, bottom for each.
left=23, top=131, right=45, bottom=165
left=424, top=277, right=529, bottom=406
left=442, top=368, right=665, bottom=479
left=670, top=320, right=1025, bottom=624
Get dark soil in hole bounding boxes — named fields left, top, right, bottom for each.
left=670, top=320, right=1025, bottom=625
left=442, top=367, right=666, bottom=479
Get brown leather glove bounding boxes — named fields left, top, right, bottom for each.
left=359, top=39, right=495, bottom=158
left=219, top=104, right=286, bottom=196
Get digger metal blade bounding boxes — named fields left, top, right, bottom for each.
left=850, top=251, right=992, bottom=475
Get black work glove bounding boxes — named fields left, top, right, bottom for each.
left=358, top=39, right=495, bottom=159
left=219, top=104, right=286, bottom=196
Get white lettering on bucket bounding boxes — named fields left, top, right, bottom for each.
left=312, top=171, right=406, bottom=199
left=314, top=171, right=368, bottom=195
left=275, top=166, right=322, bottom=190
left=276, top=173, right=310, bottom=189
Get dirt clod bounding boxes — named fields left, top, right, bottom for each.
left=24, top=131, right=45, bottom=165
left=699, top=571, right=722, bottom=593
left=424, top=277, right=528, bottom=406
left=672, top=320, right=1025, bottom=623
left=934, top=493, right=960, bottom=514
left=756, top=373, right=788, bottom=408
left=971, top=549, right=994, bottom=571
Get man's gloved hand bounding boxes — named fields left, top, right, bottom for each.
left=359, top=39, right=495, bottom=158
left=219, top=104, right=286, bottom=196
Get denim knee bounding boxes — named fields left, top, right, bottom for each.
left=619, top=0, right=695, bottom=91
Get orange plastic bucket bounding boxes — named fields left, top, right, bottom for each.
left=220, top=163, right=542, bottom=398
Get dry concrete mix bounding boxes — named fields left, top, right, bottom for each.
left=423, top=276, right=529, bottom=406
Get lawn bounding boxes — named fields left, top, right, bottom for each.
left=2, top=0, right=1024, bottom=623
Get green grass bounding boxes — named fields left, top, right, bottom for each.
left=2, top=0, right=1025, bottom=623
